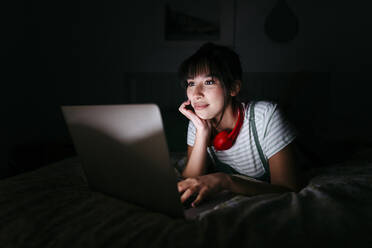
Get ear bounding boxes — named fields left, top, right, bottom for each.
left=230, top=80, right=241, bottom=97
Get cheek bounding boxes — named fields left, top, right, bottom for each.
left=186, top=89, right=192, bottom=99
left=209, top=88, right=225, bottom=103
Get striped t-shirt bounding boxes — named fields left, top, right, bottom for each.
left=187, top=101, right=296, bottom=178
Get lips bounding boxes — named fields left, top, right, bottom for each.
left=193, top=103, right=209, bottom=110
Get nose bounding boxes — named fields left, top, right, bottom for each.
left=190, top=84, right=204, bottom=99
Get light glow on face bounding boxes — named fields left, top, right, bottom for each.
left=186, top=73, right=225, bottom=121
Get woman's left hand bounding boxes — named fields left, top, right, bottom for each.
left=178, top=173, right=231, bottom=207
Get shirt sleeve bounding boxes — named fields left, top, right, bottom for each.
left=186, top=120, right=196, bottom=146
left=262, top=103, right=297, bottom=159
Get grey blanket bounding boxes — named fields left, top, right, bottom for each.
left=1, top=157, right=372, bottom=248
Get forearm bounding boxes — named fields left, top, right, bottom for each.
left=182, top=138, right=209, bottom=178
left=224, top=174, right=293, bottom=196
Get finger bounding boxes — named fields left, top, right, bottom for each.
left=178, top=178, right=198, bottom=192
left=180, top=100, right=195, bottom=114
left=178, top=102, right=195, bottom=119
left=180, top=107, right=196, bottom=119
left=178, top=101, right=187, bottom=113
left=180, top=188, right=198, bottom=204
left=178, top=99, right=191, bottom=111
left=180, top=108, right=204, bottom=128
left=178, top=101, right=210, bottom=129
left=177, top=180, right=189, bottom=193
left=192, top=187, right=208, bottom=207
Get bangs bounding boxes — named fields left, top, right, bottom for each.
left=178, top=57, right=222, bottom=88
left=178, top=42, right=242, bottom=91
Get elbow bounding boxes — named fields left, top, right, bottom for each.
left=273, top=182, right=302, bottom=194
left=291, top=175, right=308, bottom=193
left=271, top=175, right=306, bottom=194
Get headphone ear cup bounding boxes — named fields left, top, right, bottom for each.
left=213, top=131, right=233, bottom=150
left=213, top=105, right=244, bottom=151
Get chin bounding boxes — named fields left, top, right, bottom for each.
left=195, top=111, right=214, bottom=120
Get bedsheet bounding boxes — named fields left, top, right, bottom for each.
left=1, top=157, right=372, bottom=247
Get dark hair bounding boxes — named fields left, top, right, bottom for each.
left=178, top=42, right=243, bottom=126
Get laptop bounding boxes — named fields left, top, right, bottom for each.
left=61, top=104, right=235, bottom=219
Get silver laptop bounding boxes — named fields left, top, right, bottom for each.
left=61, top=104, right=234, bottom=219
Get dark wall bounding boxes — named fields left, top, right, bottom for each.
left=7, top=1, right=80, bottom=177
left=7, top=1, right=132, bottom=177
left=9, top=1, right=80, bottom=145
left=6, top=0, right=372, bottom=178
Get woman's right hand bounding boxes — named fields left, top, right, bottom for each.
left=179, top=100, right=212, bottom=140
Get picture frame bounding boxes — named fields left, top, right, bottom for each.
left=161, top=0, right=235, bottom=47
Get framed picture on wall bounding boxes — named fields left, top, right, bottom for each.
left=161, top=0, right=235, bottom=46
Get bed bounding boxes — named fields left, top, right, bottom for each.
left=1, top=150, right=372, bottom=248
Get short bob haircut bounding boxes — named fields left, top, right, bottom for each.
left=178, top=42, right=243, bottom=125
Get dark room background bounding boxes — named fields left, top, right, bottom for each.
left=6, top=0, right=372, bottom=178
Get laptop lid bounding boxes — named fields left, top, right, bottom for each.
left=61, top=104, right=184, bottom=218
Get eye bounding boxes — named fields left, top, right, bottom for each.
left=205, top=80, right=215, bottom=85
left=187, top=81, right=195, bottom=87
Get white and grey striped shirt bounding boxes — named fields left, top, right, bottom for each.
left=187, top=101, right=296, bottom=178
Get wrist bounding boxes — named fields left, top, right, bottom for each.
left=195, top=132, right=211, bottom=146
left=220, top=173, right=233, bottom=191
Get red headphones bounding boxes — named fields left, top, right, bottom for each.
left=213, top=104, right=244, bottom=151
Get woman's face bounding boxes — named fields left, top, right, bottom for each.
left=186, top=73, right=226, bottom=120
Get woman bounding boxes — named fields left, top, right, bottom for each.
left=177, top=42, right=302, bottom=208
